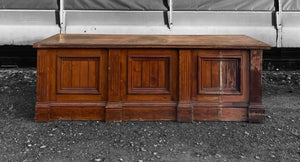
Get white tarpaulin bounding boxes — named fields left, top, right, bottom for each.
left=173, top=0, right=275, bottom=11
left=64, top=0, right=275, bottom=11
left=283, top=0, right=300, bottom=11
left=0, top=0, right=299, bottom=47
left=64, top=0, right=168, bottom=10
left=0, top=0, right=58, bottom=9
left=0, top=0, right=299, bottom=11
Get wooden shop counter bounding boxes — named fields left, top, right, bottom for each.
left=34, top=34, right=270, bottom=123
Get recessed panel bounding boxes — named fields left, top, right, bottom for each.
left=57, top=57, right=100, bottom=94
left=198, top=53, right=242, bottom=95
left=128, top=56, right=170, bottom=94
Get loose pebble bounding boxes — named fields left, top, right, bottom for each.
left=215, top=154, right=221, bottom=158
left=94, top=158, right=101, bottom=162
left=141, top=147, right=146, bottom=152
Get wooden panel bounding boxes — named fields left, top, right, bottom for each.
left=229, top=60, right=237, bottom=88
left=51, top=49, right=107, bottom=102
left=199, top=58, right=240, bottom=94
left=222, top=60, right=239, bottom=90
left=194, top=50, right=249, bottom=103
left=61, top=60, right=72, bottom=88
left=50, top=108, right=105, bottom=121
left=122, top=107, right=176, bottom=121
left=141, top=60, right=150, bottom=88
left=132, top=60, right=142, bottom=88
left=219, top=108, right=247, bottom=121
left=57, top=56, right=100, bottom=94
left=71, top=60, right=80, bottom=88
left=105, top=108, right=122, bottom=122
left=108, top=49, right=121, bottom=102
left=127, top=50, right=174, bottom=95
left=177, top=49, right=193, bottom=122
left=202, top=60, right=212, bottom=89
left=149, top=61, right=159, bottom=88
left=106, top=49, right=123, bottom=122
left=88, top=60, right=97, bottom=88
left=36, top=49, right=50, bottom=102
left=193, top=107, right=247, bottom=121
left=35, top=108, right=49, bottom=122
left=79, top=61, right=89, bottom=88
left=125, top=95, right=172, bottom=101
left=129, top=57, right=170, bottom=94
left=249, top=50, right=265, bottom=123
left=193, top=108, right=219, bottom=121
left=35, top=34, right=268, bottom=123
left=35, top=101, right=106, bottom=122
left=178, top=50, right=192, bottom=101
left=211, top=61, right=220, bottom=88
left=34, top=34, right=271, bottom=50
left=222, top=60, right=239, bottom=89
left=193, top=49, right=249, bottom=103
left=158, top=60, right=167, bottom=88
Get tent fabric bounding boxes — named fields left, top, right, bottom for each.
left=283, top=0, right=300, bottom=11
left=65, top=0, right=275, bottom=11
left=173, top=0, right=275, bottom=11
left=0, top=0, right=58, bottom=9
left=64, top=0, right=168, bottom=10
left=0, top=0, right=288, bottom=11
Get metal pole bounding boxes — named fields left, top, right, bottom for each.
left=276, top=0, right=283, bottom=48
left=60, top=0, right=66, bottom=34
left=168, top=0, right=173, bottom=29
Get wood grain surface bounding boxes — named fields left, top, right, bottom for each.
left=34, top=34, right=269, bottom=123
left=33, top=34, right=270, bottom=50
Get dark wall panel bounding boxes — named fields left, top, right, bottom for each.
left=0, top=46, right=37, bottom=68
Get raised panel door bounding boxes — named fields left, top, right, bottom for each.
left=50, top=49, right=108, bottom=101
left=120, top=49, right=178, bottom=101
left=192, top=50, right=249, bottom=103
left=128, top=55, right=171, bottom=94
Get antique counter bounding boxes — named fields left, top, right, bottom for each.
left=33, top=34, right=270, bottom=123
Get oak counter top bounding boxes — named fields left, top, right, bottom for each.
left=34, top=34, right=270, bottom=50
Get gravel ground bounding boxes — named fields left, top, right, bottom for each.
left=0, top=68, right=299, bottom=162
